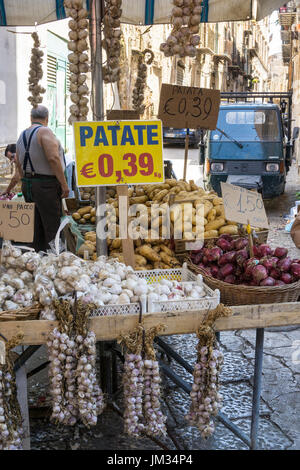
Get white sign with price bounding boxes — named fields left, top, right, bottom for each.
left=221, top=182, right=269, bottom=229
left=0, top=201, right=35, bottom=242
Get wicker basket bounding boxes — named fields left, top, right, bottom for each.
left=187, top=259, right=300, bottom=306
left=0, top=304, right=41, bottom=322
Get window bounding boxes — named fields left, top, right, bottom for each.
left=211, top=109, right=280, bottom=141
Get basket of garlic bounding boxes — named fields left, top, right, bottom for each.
left=0, top=241, right=219, bottom=320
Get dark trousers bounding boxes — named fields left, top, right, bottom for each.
left=22, top=178, right=62, bottom=252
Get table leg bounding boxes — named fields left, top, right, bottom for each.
left=250, top=328, right=264, bottom=450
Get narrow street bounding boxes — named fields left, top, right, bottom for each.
left=27, top=156, right=300, bottom=451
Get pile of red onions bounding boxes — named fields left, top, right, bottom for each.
left=0, top=193, right=15, bottom=201
left=190, top=235, right=300, bottom=286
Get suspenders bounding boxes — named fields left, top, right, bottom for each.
left=22, top=125, right=42, bottom=175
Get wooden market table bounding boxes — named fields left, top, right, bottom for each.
left=2, top=301, right=300, bottom=450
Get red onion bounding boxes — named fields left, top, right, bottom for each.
left=234, top=238, right=249, bottom=251
left=219, top=234, right=233, bottom=242
left=210, top=265, right=219, bottom=278
left=277, top=257, right=292, bottom=272
left=219, top=263, right=234, bottom=278
left=219, top=251, right=236, bottom=266
left=274, top=247, right=288, bottom=259
left=202, top=256, right=208, bottom=266
left=260, top=277, right=276, bottom=286
left=258, top=244, right=273, bottom=257
left=252, top=265, right=268, bottom=283
left=261, top=257, right=279, bottom=272
left=290, top=263, right=300, bottom=279
left=244, top=258, right=260, bottom=279
left=216, top=238, right=232, bottom=252
left=224, top=274, right=236, bottom=284
left=281, top=272, right=293, bottom=284
left=275, top=280, right=285, bottom=286
left=193, top=253, right=203, bottom=265
left=235, top=249, right=248, bottom=267
left=206, top=247, right=222, bottom=263
left=269, top=268, right=281, bottom=280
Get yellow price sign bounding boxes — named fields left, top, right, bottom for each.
left=74, top=120, right=164, bottom=186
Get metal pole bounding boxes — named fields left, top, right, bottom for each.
left=90, top=0, right=107, bottom=256
left=250, top=327, right=264, bottom=450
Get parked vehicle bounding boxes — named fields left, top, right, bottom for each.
left=163, top=127, right=201, bottom=147
left=199, top=92, right=293, bottom=199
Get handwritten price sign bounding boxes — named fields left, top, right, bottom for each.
left=221, top=182, right=269, bottom=229
left=74, top=120, right=164, bottom=187
left=158, top=84, right=220, bottom=130
left=0, top=201, right=35, bottom=242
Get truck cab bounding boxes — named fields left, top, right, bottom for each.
left=200, top=92, right=293, bottom=199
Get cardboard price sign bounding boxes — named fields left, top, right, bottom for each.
left=0, top=201, right=35, bottom=242
left=158, top=84, right=220, bottom=130
left=221, top=182, right=269, bottom=229
left=74, top=120, right=164, bottom=186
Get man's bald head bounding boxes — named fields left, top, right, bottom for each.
left=31, top=105, right=49, bottom=125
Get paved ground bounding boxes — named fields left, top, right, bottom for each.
left=9, top=150, right=300, bottom=450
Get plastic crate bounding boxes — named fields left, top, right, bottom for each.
left=135, top=263, right=220, bottom=314
left=90, top=299, right=146, bottom=317
left=90, top=264, right=219, bottom=317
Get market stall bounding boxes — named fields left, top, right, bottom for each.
left=0, top=0, right=298, bottom=453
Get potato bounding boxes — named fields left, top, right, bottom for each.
left=219, top=225, right=239, bottom=235
left=204, top=217, right=226, bottom=232
left=134, top=254, right=147, bottom=266
left=111, top=239, right=122, bottom=250
left=78, top=243, right=95, bottom=256
left=90, top=208, right=96, bottom=216
left=215, top=204, right=225, bottom=217
left=135, top=187, right=145, bottom=197
left=78, top=206, right=93, bottom=216
left=83, top=213, right=91, bottom=220
left=84, top=232, right=96, bottom=242
left=158, top=244, right=174, bottom=257
left=90, top=216, right=96, bottom=223
left=79, top=218, right=87, bottom=224
left=204, top=230, right=219, bottom=239
left=153, top=189, right=169, bottom=202
left=130, top=195, right=148, bottom=205
left=72, top=212, right=81, bottom=221
left=207, top=208, right=217, bottom=222
left=136, top=245, right=160, bottom=262
left=213, top=196, right=223, bottom=206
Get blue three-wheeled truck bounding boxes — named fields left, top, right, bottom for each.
left=199, top=92, right=299, bottom=199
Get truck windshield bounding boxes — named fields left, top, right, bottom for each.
left=211, top=109, right=280, bottom=142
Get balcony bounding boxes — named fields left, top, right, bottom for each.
left=249, top=40, right=259, bottom=57
left=279, top=11, right=296, bottom=27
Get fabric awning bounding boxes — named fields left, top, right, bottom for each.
left=0, top=0, right=287, bottom=26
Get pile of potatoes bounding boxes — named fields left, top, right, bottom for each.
left=72, top=205, right=96, bottom=225
left=104, top=180, right=241, bottom=242
left=79, top=187, right=95, bottom=202
left=77, top=229, right=181, bottom=270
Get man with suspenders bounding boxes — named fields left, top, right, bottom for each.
left=16, top=105, right=69, bottom=252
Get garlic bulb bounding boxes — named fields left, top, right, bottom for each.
left=47, top=300, right=104, bottom=427
left=120, top=324, right=167, bottom=438
left=27, top=32, right=46, bottom=107
left=132, top=49, right=154, bottom=115
left=65, top=0, right=90, bottom=124
left=160, top=1, right=202, bottom=58
left=0, top=335, right=24, bottom=450
left=185, top=338, right=224, bottom=438
left=102, top=0, right=122, bottom=83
